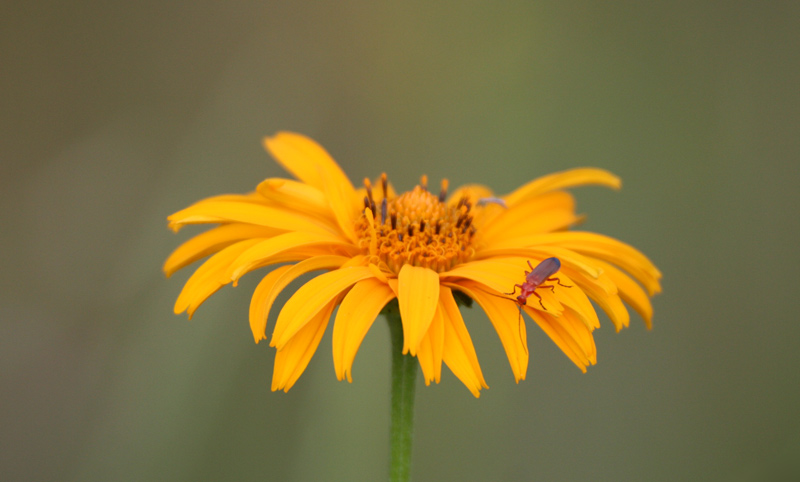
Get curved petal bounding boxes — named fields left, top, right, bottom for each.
left=475, top=246, right=603, bottom=280
left=570, top=273, right=630, bottom=331
left=447, top=280, right=528, bottom=382
left=164, top=224, right=279, bottom=277
left=441, top=258, right=564, bottom=313
left=189, top=192, right=270, bottom=205
left=333, top=278, right=396, bottom=382
left=271, top=266, right=375, bottom=349
left=322, top=167, right=359, bottom=243
left=249, top=255, right=350, bottom=343
left=256, top=178, right=332, bottom=219
left=225, top=231, right=357, bottom=283
left=249, top=265, right=292, bottom=342
left=466, top=259, right=599, bottom=332
left=263, top=132, right=360, bottom=242
left=479, top=191, right=577, bottom=243
left=486, top=232, right=662, bottom=295
left=474, top=248, right=619, bottom=317
left=503, top=168, right=621, bottom=207
left=526, top=308, right=596, bottom=372
left=263, top=132, right=354, bottom=194
left=592, top=259, right=654, bottom=329
left=549, top=271, right=600, bottom=331
left=416, top=305, right=444, bottom=385
left=271, top=295, right=339, bottom=392
left=540, top=306, right=596, bottom=362
left=439, top=286, right=488, bottom=397
left=397, top=265, right=441, bottom=356
left=174, top=239, right=262, bottom=318
left=167, top=200, right=342, bottom=237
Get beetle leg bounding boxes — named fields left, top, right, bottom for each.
left=505, top=284, right=523, bottom=296
left=546, top=276, right=571, bottom=288
left=532, top=291, right=545, bottom=310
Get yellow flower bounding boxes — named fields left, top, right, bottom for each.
left=165, top=132, right=661, bottom=397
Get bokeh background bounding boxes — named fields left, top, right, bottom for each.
left=2, top=2, right=799, bottom=481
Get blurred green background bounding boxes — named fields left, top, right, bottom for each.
left=2, top=2, right=799, bottom=481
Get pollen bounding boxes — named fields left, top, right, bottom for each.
left=356, top=175, right=476, bottom=274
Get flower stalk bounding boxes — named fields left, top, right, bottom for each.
left=386, top=300, right=417, bottom=482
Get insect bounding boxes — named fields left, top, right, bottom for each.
left=469, top=258, right=572, bottom=354
left=506, top=257, right=571, bottom=311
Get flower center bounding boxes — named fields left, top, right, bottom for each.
left=355, top=174, right=476, bottom=274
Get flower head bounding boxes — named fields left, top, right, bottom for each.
left=165, top=132, right=661, bottom=397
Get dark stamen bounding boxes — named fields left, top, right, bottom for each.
left=434, top=221, right=441, bottom=235
left=407, top=224, right=414, bottom=236
left=381, top=173, right=388, bottom=199
left=363, top=196, right=371, bottom=210
left=439, top=179, right=449, bottom=203
left=419, top=220, right=426, bottom=232
left=390, top=213, right=397, bottom=230
left=381, top=198, right=387, bottom=225
left=365, top=180, right=376, bottom=214
left=364, top=178, right=373, bottom=196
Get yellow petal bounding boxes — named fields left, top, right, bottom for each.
left=503, top=168, right=621, bottom=207
left=332, top=278, right=396, bottom=382
left=441, top=258, right=564, bottom=313
left=271, top=295, right=339, bottom=392
left=488, top=232, right=662, bottom=296
left=483, top=212, right=583, bottom=248
left=340, top=254, right=369, bottom=269
left=416, top=305, right=444, bottom=385
left=322, top=164, right=359, bottom=243
left=475, top=246, right=603, bottom=280
left=271, top=266, right=375, bottom=349
left=448, top=280, right=528, bottom=382
left=397, top=265, right=441, bottom=356
left=225, top=231, right=357, bottom=283
left=249, top=265, right=292, bottom=342
left=439, top=287, right=487, bottom=397
left=540, top=306, right=596, bottom=361
left=474, top=249, right=617, bottom=321
left=570, top=273, right=630, bottom=331
left=455, top=259, right=598, bottom=332
left=167, top=201, right=341, bottom=237
left=174, top=239, right=262, bottom=318
left=189, top=192, right=270, bottom=205
left=263, top=132, right=354, bottom=193
left=479, top=191, right=577, bottom=243
left=263, top=132, right=360, bottom=243
left=255, top=178, right=332, bottom=219
left=249, top=255, right=349, bottom=343
left=164, top=224, right=279, bottom=277
left=526, top=308, right=596, bottom=372
left=549, top=271, right=600, bottom=330
left=592, top=259, right=654, bottom=329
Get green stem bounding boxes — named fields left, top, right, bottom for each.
left=385, top=302, right=417, bottom=482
